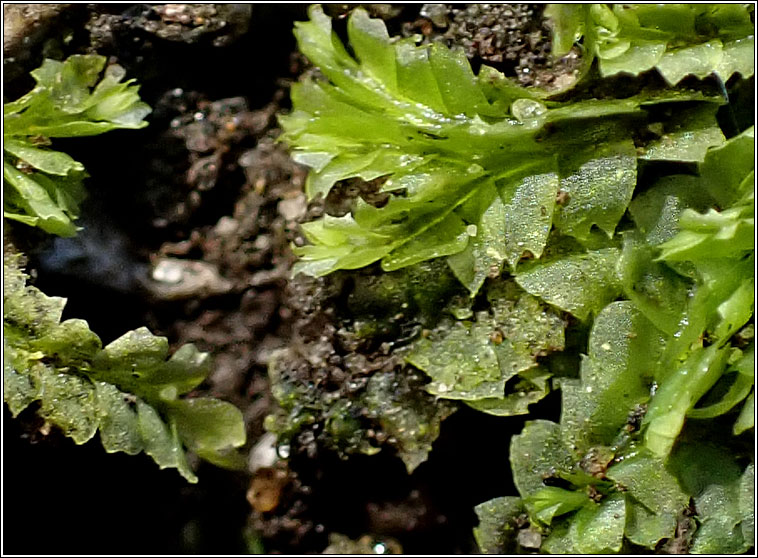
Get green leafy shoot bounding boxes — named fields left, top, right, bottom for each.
left=634, top=128, right=755, bottom=456
left=280, top=5, right=724, bottom=295
left=475, top=299, right=751, bottom=553
left=546, top=4, right=755, bottom=85
left=278, top=7, right=753, bottom=553
left=4, top=54, right=151, bottom=236
left=3, top=253, right=246, bottom=482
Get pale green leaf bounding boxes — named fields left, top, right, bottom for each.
left=3, top=138, right=85, bottom=176
left=137, top=400, right=198, bottom=483
left=94, top=381, right=143, bottom=455
left=733, top=390, right=754, bottom=435
left=36, top=365, right=99, bottom=445
left=553, top=140, right=637, bottom=241
left=638, top=104, right=725, bottom=163
left=515, top=248, right=622, bottom=321
left=511, top=420, right=574, bottom=498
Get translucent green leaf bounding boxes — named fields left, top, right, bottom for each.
left=3, top=211, right=40, bottom=227
left=618, top=234, right=692, bottom=335
left=699, top=126, right=754, bottom=209
left=526, top=486, right=590, bottom=525
left=622, top=498, right=677, bottom=548
left=346, top=8, right=397, bottom=91
left=687, top=372, right=753, bottom=419
left=544, top=4, right=585, bottom=57
left=3, top=138, right=85, bottom=176
left=500, top=168, right=559, bottom=269
left=572, top=494, right=626, bottom=553
left=542, top=494, right=626, bottom=554
left=656, top=206, right=754, bottom=263
left=553, top=140, right=637, bottom=241
left=3, top=341, right=40, bottom=417
left=561, top=302, right=661, bottom=452
left=429, top=43, right=490, bottom=117
left=283, top=7, right=710, bottom=283
left=644, top=344, right=730, bottom=458
left=486, top=280, right=566, bottom=375
left=669, top=441, right=751, bottom=554
left=600, top=41, right=665, bottom=76
left=94, top=381, right=143, bottom=455
left=733, top=390, right=754, bottom=435
left=137, top=400, right=197, bottom=483
left=3, top=161, right=77, bottom=237
left=395, top=41, right=447, bottom=112
left=3, top=54, right=150, bottom=235
left=515, top=248, right=622, bottom=321
left=548, top=4, right=755, bottom=87
left=731, top=344, right=754, bottom=377
left=4, top=54, right=150, bottom=138
left=474, top=496, right=526, bottom=554
left=715, top=36, right=755, bottom=80
left=638, top=104, right=725, bottom=163
left=738, top=463, right=754, bottom=544
left=465, top=368, right=551, bottom=417
left=409, top=279, right=564, bottom=404
left=166, top=398, right=246, bottom=468
left=511, top=420, right=575, bottom=498
left=89, top=327, right=209, bottom=398
left=629, top=174, right=715, bottom=246
left=2, top=255, right=65, bottom=336
left=32, top=171, right=86, bottom=217
left=381, top=212, right=468, bottom=272
left=606, top=453, right=688, bottom=546
left=656, top=40, right=724, bottom=84
left=407, top=321, right=504, bottom=400
left=447, top=191, right=506, bottom=296
left=30, top=318, right=102, bottom=365
left=4, top=256, right=242, bottom=482
left=36, top=365, right=99, bottom=445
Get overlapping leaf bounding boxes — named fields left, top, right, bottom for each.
left=641, top=128, right=755, bottom=458
left=278, top=6, right=753, bottom=553
left=281, top=6, right=723, bottom=295
left=3, top=253, right=245, bottom=482
left=407, top=279, right=564, bottom=414
left=474, top=304, right=750, bottom=553
left=546, top=4, right=755, bottom=85
left=4, top=54, right=151, bottom=236
left=475, top=128, right=754, bottom=553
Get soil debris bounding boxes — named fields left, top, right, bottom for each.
left=402, top=3, right=582, bottom=90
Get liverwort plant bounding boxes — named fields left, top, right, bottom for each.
left=4, top=54, right=151, bottom=236
left=280, top=5, right=754, bottom=553
left=546, top=3, right=755, bottom=85
left=3, top=55, right=246, bottom=482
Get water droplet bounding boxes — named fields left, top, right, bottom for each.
left=276, top=444, right=291, bottom=459
left=511, top=98, right=546, bottom=122
left=373, top=542, right=388, bottom=554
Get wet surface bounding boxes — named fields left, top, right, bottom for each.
left=5, top=4, right=578, bottom=554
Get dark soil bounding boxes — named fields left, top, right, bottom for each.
left=4, top=4, right=572, bottom=554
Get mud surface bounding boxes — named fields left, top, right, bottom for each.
left=5, top=4, right=570, bottom=554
